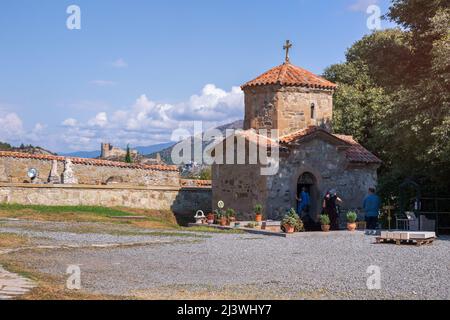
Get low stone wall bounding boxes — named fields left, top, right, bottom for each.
left=0, top=153, right=179, bottom=186
left=0, top=183, right=212, bottom=216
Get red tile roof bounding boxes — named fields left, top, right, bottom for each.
left=333, top=135, right=382, bottom=164
left=0, top=151, right=179, bottom=172
left=241, top=62, right=337, bottom=90
left=280, top=127, right=381, bottom=164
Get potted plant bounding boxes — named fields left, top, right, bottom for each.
left=346, top=211, right=358, bottom=231
left=320, top=214, right=331, bottom=232
left=214, top=209, right=227, bottom=226
left=281, top=215, right=297, bottom=233
left=254, top=204, right=263, bottom=222
left=207, top=212, right=215, bottom=225
left=281, top=208, right=304, bottom=233
left=226, top=208, right=236, bottom=225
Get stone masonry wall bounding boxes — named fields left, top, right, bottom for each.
left=267, top=138, right=378, bottom=221
left=0, top=157, right=179, bottom=186
left=243, top=85, right=333, bottom=136
left=212, top=138, right=378, bottom=222
left=0, top=184, right=211, bottom=216
left=276, top=87, right=333, bottom=136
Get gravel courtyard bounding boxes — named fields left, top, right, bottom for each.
left=1, top=219, right=449, bottom=300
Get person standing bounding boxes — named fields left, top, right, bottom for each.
left=296, top=187, right=310, bottom=216
left=323, top=189, right=342, bottom=230
left=363, top=187, right=381, bottom=230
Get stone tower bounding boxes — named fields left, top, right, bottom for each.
left=241, top=57, right=337, bottom=137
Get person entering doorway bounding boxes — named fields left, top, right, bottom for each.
left=296, top=187, right=310, bottom=216
left=323, top=189, right=343, bottom=230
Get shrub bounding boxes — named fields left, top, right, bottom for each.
left=254, top=204, right=263, bottom=214
left=281, top=208, right=304, bottom=232
left=320, top=214, right=331, bottom=225
left=226, top=208, right=235, bottom=218
left=346, top=211, right=358, bottom=223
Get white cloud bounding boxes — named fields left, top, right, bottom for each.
left=0, top=113, right=24, bottom=140
left=89, top=80, right=117, bottom=87
left=62, top=118, right=78, bottom=127
left=111, top=58, right=128, bottom=68
left=88, top=112, right=109, bottom=128
left=60, top=84, right=244, bottom=151
left=348, top=0, right=379, bottom=12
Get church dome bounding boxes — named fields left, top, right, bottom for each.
left=241, top=62, right=337, bottom=90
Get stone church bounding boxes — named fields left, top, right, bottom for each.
left=212, top=43, right=381, bottom=223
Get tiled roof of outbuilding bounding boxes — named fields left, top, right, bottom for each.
left=280, top=127, right=382, bottom=164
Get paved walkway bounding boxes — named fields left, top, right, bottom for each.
left=0, top=266, right=36, bottom=300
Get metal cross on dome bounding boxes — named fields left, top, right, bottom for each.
left=283, top=40, right=293, bottom=63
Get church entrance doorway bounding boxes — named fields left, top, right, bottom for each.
left=297, top=172, right=321, bottom=231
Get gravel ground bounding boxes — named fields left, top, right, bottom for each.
left=1, top=219, right=449, bottom=300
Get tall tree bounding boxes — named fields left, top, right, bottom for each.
left=324, top=0, right=450, bottom=198
left=125, top=145, right=132, bottom=163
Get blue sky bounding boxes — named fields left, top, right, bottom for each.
left=0, top=0, right=394, bottom=152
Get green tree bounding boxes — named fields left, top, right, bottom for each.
left=125, top=144, right=132, bottom=163
left=323, top=0, right=450, bottom=198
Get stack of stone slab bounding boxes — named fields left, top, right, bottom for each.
left=376, top=231, right=436, bottom=246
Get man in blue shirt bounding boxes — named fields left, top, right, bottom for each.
left=363, top=187, right=381, bottom=230
left=296, top=187, right=310, bottom=216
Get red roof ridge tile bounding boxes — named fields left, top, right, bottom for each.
left=0, top=151, right=179, bottom=172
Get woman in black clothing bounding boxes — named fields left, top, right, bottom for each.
left=322, top=189, right=343, bottom=230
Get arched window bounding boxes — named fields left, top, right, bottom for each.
left=310, top=103, right=315, bottom=119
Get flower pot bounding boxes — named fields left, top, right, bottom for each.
left=284, top=225, right=295, bottom=234
left=255, top=213, right=262, bottom=222
left=219, top=218, right=227, bottom=226
left=321, top=224, right=331, bottom=232
left=207, top=214, right=215, bottom=225
left=347, top=222, right=357, bottom=231
left=228, top=216, right=236, bottom=224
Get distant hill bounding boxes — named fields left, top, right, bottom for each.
left=148, top=120, right=244, bottom=164
left=0, top=142, right=56, bottom=155
left=59, top=150, right=101, bottom=158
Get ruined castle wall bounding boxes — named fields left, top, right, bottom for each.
left=0, top=156, right=179, bottom=186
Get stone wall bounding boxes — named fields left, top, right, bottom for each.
left=0, top=156, right=179, bottom=186
left=243, top=85, right=333, bottom=136
left=276, top=87, right=333, bottom=136
left=0, top=183, right=211, bottom=216
left=266, top=138, right=378, bottom=220
left=212, top=163, right=268, bottom=220
left=212, top=138, right=379, bottom=222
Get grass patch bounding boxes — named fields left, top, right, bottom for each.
left=0, top=204, right=179, bottom=229
left=0, top=233, right=30, bottom=248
